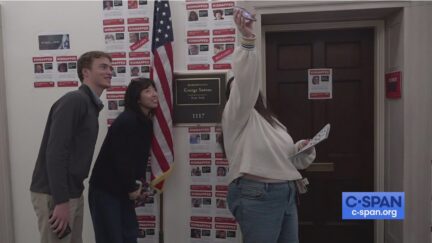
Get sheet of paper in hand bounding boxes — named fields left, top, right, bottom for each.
left=291, top=123, right=330, bottom=158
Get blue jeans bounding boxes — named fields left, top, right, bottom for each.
left=88, top=185, right=138, bottom=243
left=227, top=178, right=299, bottom=243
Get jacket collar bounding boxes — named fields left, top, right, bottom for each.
left=79, top=84, right=104, bottom=112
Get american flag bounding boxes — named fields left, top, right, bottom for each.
left=149, top=0, right=174, bottom=191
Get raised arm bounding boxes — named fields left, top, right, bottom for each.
left=222, top=9, right=259, bottom=129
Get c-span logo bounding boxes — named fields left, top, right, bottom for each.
left=342, top=192, right=404, bottom=220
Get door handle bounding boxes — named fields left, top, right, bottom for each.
left=305, top=162, right=334, bottom=172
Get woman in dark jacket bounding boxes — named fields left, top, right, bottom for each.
left=89, top=78, right=158, bottom=243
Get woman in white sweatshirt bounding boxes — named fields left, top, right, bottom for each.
left=222, top=9, right=316, bottom=243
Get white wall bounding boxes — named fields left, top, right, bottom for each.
left=2, top=2, right=109, bottom=242
left=402, top=3, right=432, bottom=243
left=0, top=1, right=192, bottom=242
left=0, top=4, right=15, bottom=243
left=384, top=8, right=404, bottom=243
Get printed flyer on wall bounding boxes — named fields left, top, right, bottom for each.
left=185, top=1, right=236, bottom=70
left=214, top=217, right=239, bottom=242
left=189, top=127, right=213, bottom=152
left=189, top=152, right=212, bottom=182
left=101, top=0, right=153, bottom=125
left=308, top=68, right=333, bottom=99
left=190, top=216, right=213, bottom=243
left=135, top=164, right=160, bottom=243
left=110, top=52, right=128, bottom=86
left=187, top=2, right=210, bottom=29
left=102, top=0, right=151, bottom=18
left=32, top=55, right=79, bottom=88
left=103, top=19, right=127, bottom=51
left=106, top=92, right=124, bottom=124
left=191, top=184, right=213, bottom=215
left=212, top=36, right=235, bottom=70
left=187, top=37, right=211, bottom=70
left=214, top=185, right=230, bottom=216
left=210, top=1, right=235, bottom=29
left=56, top=56, right=79, bottom=87
left=187, top=126, right=241, bottom=242
left=189, top=216, right=239, bottom=242
left=136, top=215, right=158, bottom=243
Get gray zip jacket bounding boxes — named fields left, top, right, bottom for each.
left=30, top=84, right=103, bottom=205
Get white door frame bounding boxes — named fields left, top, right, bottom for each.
left=261, top=20, right=386, bottom=243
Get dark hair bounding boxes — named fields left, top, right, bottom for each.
left=218, top=77, right=279, bottom=157
left=124, top=78, right=157, bottom=116
left=225, top=77, right=278, bottom=127
left=189, top=11, right=198, bottom=21
left=225, top=76, right=234, bottom=99
left=77, top=51, right=112, bottom=82
left=254, top=93, right=278, bottom=127
left=214, top=10, right=223, bottom=16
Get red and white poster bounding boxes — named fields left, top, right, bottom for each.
left=187, top=37, right=211, bottom=70
left=106, top=92, right=124, bottom=121
left=103, top=19, right=127, bottom=51
left=56, top=56, right=79, bottom=87
left=215, top=158, right=228, bottom=184
left=187, top=126, right=241, bottom=242
left=210, top=2, right=235, bottom=29
left=109, top=52, right=128, bottom=86
left=190, top=216, right=213, bottom=242
left=129, top=58, right=151, bottom=79
left=214, top=217, right=239, bottom=242
left=103, top=0, right=151, bottom=18
left=191, top=185, right=213, bottom=215
left=308, top=68, right=333, bottom=99
left=32, top=55, right=78, bottom=88
left=101, top=1, right=153, bottom=125
left=103, top=17, right=151, bottom=54
left=136, top=215, right=158, bottom=243
left=185, top=1, right=236, bottom=70
left=191, top=159, right=212, bottom=184
left=187, top=2, right=210, bottom=29
left=214, top=185, right=229, bottom=216
left=128, top=24, right=150, bottom=52
left=102, top=0, right=123, bottom=18
left=189, top=127, right=212, bottom=152
left=212, top=36, right=235, bottom=70
left=126, top=0, right=151, bottom=17
left=33, top=56, right=55, bottom=88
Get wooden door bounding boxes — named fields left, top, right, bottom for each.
left=265, top=28, right=374, bottom=243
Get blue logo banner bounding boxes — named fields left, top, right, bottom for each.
left=342, top=192, right=404, bottom=220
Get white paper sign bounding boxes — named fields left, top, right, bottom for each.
left=292, top=123, right=330, bottom=157
left=308, top=68, right=332, bottom=99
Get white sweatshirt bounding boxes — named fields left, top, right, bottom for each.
left=222, top=38, right=316, bottom=183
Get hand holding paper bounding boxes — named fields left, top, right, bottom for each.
left=291, top=123, right=330, bottom=158
left=297, top=139, right=313, bottom=154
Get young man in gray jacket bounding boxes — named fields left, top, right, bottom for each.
left=30, top=51, right=112, bottom=243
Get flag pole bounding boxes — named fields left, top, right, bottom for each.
left=159, top=193, right=164, bottom=243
